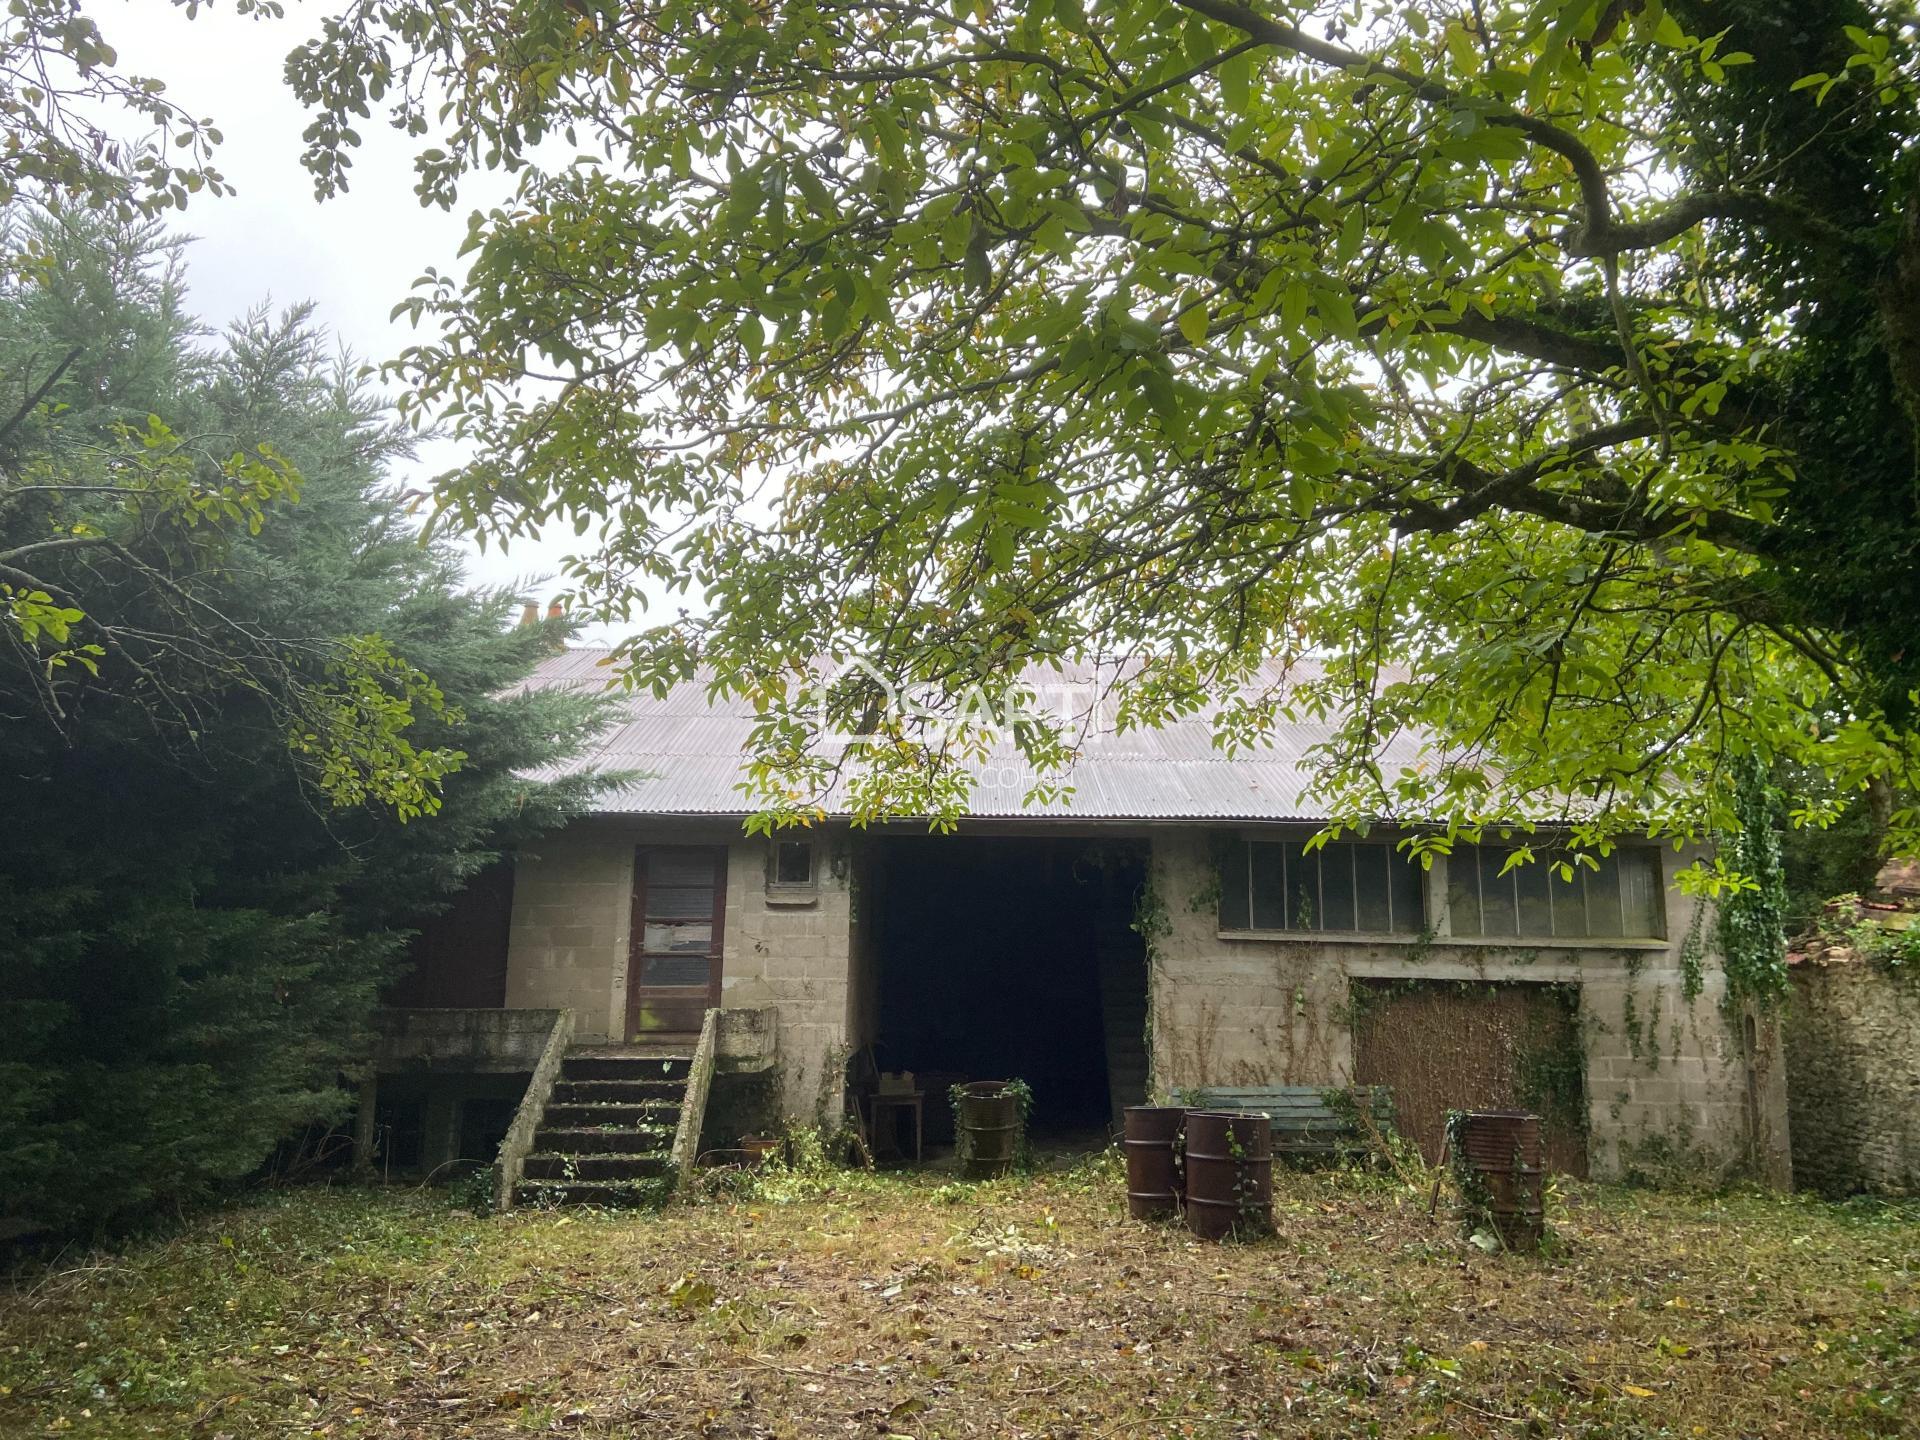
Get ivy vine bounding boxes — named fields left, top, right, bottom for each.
left=1512, top=985, right=1590, bottom=1140
left=1131, top=872, right=1172, bottom=1087
left=1675, top=896, right=1708, bottom=1004
left=949, top=1078, right=1033, bottom=1173
left=1717, top=756, right=1792, bottom=1009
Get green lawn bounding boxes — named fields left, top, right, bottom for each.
left=1, top=1158, right=1915, bottom=1438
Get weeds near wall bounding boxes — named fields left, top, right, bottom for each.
left=1616, top=1118, right=1753, bottom=1192
left=1513, top=987, right=1591, bottom=1143
left=815, top=1041, right=854, bottom=1133
left=1835, top=902, right=1920, bottom=973
left=688, top=1120, right=871, bottom=1205
left=1322, top=1087, right=1430, bottom=1190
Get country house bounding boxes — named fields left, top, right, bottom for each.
left=365, top=650, right=1791, bottom=1203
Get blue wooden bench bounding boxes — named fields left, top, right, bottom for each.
left=1178, top=1085, right=1396, bottom=1166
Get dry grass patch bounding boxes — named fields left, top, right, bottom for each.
left=1, top=1154, right=1915, bottom=1438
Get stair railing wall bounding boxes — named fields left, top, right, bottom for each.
left=493, top=1008, right=577, bottom=1212
left=668, top=1007, right=721, bottom=1193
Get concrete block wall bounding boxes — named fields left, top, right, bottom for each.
left=717, top=833, right=854, bottom=1124
left=504, top=818, right=854, bottom=1123
left=1148, top=830, right=1789, bottom=1183
left=504, top=824, right=637, bottom=1038
left=1787, top=958, right=1920, bottom=1195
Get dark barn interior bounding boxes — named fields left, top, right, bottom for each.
left=866, top=835, right=1149, bottom=1137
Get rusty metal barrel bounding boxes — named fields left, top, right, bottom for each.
left=955, top=1081, right=1022, bottom=1179
left=1456, top=1110, right=1546, bottom=1248
left=1122, top=1106, right=1186, bottom=1220
left=1181, top=1110, right=1274, bottom=1240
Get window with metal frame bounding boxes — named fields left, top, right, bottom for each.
left=1445, top=846, right=1665, bottom=940
left=1217, top=837, right=1425, bottom=934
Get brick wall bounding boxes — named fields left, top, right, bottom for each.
left=1787, top=959, right=1920, bottom=1195
left=1148, top=830, right=1790, bottom=1184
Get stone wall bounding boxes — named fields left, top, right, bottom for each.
left=1147, top=830, right=1790, bottom=1184
left=504, top=818, right=854, bottom=1123
left=1787, top=959, right=1920, bottom=1195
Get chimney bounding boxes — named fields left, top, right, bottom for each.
left=542, top=599, right=567, bottom=653
left=519, top=601, right=539, bottom=627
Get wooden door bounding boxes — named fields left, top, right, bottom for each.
left=627, top=845, right=727, bottom=1037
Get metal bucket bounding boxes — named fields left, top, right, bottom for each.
left=1182, top=1110, right=1274, bottom=1240
left=955, top=1081, right=1021, bottom=1179
left=1122, top=1106, right=1186, bottom=1220
left=1457, top=1110, right=1545, bottom=1248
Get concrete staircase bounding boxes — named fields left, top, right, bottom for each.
left=513, top=1050, right=690, bottom=1207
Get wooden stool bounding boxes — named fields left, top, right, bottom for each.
left=866, top=1092, right=924, bottom=1163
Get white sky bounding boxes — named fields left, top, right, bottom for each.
left=102, top=0, right=628, bottom=641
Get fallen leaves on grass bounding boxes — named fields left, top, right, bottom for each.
left=1, top=1162, right=1917, bottom=1438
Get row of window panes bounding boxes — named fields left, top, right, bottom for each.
left=1219, top=839, right=1665, bottom=940
left=1447, top=846, right=1664, bottom=940
left=1217, top=840, right=1424, bottom=933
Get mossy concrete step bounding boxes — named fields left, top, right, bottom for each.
left=542, top=1101, right=681, bottom=1129
left=552, top=1077, right=683, bottom=1104
left=563, top=1054, right=692, bottom=1082
left=512, top=1177, right=673, bottom=1209
left=522, top=1152, right=671, bottom=1182
left=532, top=1125, right=673, bottom=1155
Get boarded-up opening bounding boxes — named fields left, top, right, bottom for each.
left=1350, top=979, right=1589, bottom=1175
left=384, top=862, right=515, bottom=1008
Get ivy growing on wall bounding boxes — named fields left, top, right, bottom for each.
left=1675, top=898, right=1709, bottom=1004
left=1717, top=757, right=1792, bottom=1009
left=1130, top=866, right=1172, bottom=1095
left=1512, top=984, right=1591, bottom=1141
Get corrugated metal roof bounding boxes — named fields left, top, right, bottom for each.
left=523, top=649, right=1429, bottom=821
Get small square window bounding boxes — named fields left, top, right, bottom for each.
left=768, top=838, right=816, bottom=897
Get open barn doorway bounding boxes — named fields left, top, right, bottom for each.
left=858, top=835, right=1149, bottom=1152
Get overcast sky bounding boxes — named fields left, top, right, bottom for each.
left=104, top=0, right=628, bottom=640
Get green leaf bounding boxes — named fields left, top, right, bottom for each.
left=986, top=526, right=1015, bottom=571
left=1137, top=362, right=1180, bottom=428
left=1219, top=49, right=1254, bottom=113
left=1177, top=298, right=1210, bottom=346
left=1281, top=277, right=1309, bottom=331
left=942, top=207, right=972, bottom=264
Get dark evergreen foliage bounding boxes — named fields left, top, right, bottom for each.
left=1669, top=0, right=1920, bottom=724
left=0, top=216, right=609, bottom=1234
